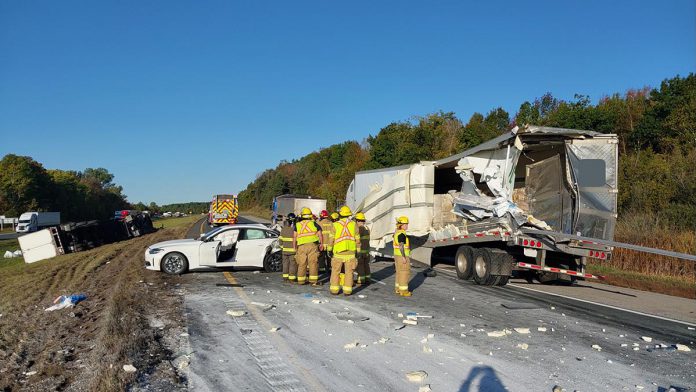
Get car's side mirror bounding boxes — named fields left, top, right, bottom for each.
left=198, top=234, right=205, bottom=240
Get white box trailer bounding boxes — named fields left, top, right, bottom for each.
left=16, top=211, right=60, bottom=233
left=346, top=125, right=621, bottom=286
left=18, top=228, right=65, bottom=263
left=272, top=195, right=327, bottom=224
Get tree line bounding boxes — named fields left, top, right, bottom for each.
left=0, top=156, right=129, bottom=221
left=239, top=74, right=696, bottom=229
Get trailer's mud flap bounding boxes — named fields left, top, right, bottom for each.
left=410, top=246, right=433, bottom=267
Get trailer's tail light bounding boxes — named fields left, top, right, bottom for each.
left=536, top=241, right=542, bottom=248
left=523, top=239, right=529, bottom=246
left=600, top=252, right=606, bottom=259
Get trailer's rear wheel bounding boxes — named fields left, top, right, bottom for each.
left=455, top=246, right=475, bottom=280
left=494, top=275, right=510, bottom=286
left=473, top=249, right=497, bottom=286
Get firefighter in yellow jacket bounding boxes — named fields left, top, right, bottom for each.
left=293, top=207, right=323, bottom=285
left=355, top=212, right=371, bottom=286
left=329, top=206, right=359, bottom=296
left=317, top=209, right=333, bottom=274
left=393, top=216, right=412, bottom=297
left=279, top=213, right=297, bottom=282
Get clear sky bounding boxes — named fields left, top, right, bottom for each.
left=1, top=1, right=694, bottom=205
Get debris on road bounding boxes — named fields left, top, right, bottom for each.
left=344, top=341, right=360, bottom=350
left=592, top=344, right=602, bottom=351
left=226, top=310, right=246, bottom=317
left=23, top=371, right=37, bottom=376
left=514, top=327, right=530, bottom=334
left=240, top=328, right=252, bottom=335
left=517, top=343, right=529, bottom=350
left=311, top=299, right=326, bottom=304
left=405, top=370, right=428, bottom=383
left=45, top=294, right=87, bottom=312
left=403, top=319, right=418, bottom=325
left=251, top=302, right=275, bottom=311
left=552, top=385, right=562, bottom=392
left=422, top=346, right=433, bottom=353
left=422, top=268, right=437, bottom=277
left=487, top=330, right=511, bottom=337
left=358, top=295, right=366, bottom=298
left=123, top=364, right=137, bottom=373
left=378, top=337, right=389, bottom=344
left=641, top=336, right=653, bottom=342
left=675, top=344, right=691, bottom=352
left=537, top=327, right=547, bottom=332
left=419, top=385, right=432, bottom=392
left=394, top=324, right=406, bottom=331
left=269, top=327, right=281, bottom=332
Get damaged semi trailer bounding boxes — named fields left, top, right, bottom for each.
left=346, top=125, right=620, bottom=286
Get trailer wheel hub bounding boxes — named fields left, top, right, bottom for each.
left=475, top=255, right=486, bottom=278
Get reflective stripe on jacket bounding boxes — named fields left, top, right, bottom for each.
left=358, top=225, right=370, bottom=254
left=279, top=226, right=296, bottom=254
left=332, top=219, right=357, bottom=254
left=295, top=220, right=320, bottom=245
left=393, top=229, right=410, bottom=257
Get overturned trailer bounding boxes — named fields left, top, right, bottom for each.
left=346, top=125, right=619, bottom=285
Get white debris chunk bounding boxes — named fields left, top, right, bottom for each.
left=403, top=319, right=418, bottom=325
left=311, top=299, right=324, bottom=304
left=123, top=364, right=137, bottom=373
left=406, top=370, right=428, bottom=383
left=344, top=341, right=359, bottom=350
left=620, top=343, right=628, bottom=347
left=514, top=328, right=530, bottom=334
left=419, top=385, right=432, bottom=392
left=427, top=333, right=434, bottom=339
left=422, top=346, right=433, bottom=354
left=487, top=330, right=507, bottom=338
left=460, top=323, right=466, bottom=327
left=269, top=327, right=281, bottom=332
left=398, top=313, right=404, bottom=318
left=358, top=295, right=366, bottom=298
left=688, top=327, right=695, bottom=330
left=180, top=333, right=189, bottom=337
left=641, top=336, right=653, bottom=342
left=591, top=344, right=602, bottom=351
left=24, top=371, right=37, bottom=376
left=251, top=302, right=275, bottom=311
left=226, top=310, right=246, bottom=317
left=420, top=338, right=428, bottom=344
left=633, top=347, right=640, bottom=351
left=537, top=327, right=547, bottom=332
left=517, top=343, right=529, bottom=350
left=676, top=344, right=691, bottom=352
left=378, top=337, right=390, bottom=344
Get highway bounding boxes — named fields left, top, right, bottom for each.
left=0, top=232, right=19, bottom=240
left=179, top=216, right=695, bottom=391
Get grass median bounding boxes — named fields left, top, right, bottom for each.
left=0, top=221, right=196, bottom=391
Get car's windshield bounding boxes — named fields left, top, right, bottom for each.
left=19, top=219, right=30, bottom=223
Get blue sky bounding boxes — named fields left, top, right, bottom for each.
left=1, top=1, right=693, bottom=204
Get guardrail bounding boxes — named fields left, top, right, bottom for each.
left=0, top=216, right=18, bottom=231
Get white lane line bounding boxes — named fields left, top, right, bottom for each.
left=508, top=283, right=696, bottom=327
left=433, top=266, right=696, bottom=328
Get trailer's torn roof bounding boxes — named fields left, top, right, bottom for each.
left=435, top=125, right=612, bottom=168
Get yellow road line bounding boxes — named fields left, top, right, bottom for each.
left=199, top=218, right=207, bottom=235
left=222, top=271, right=326, bottom=392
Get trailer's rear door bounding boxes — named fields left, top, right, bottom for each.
left=526, top=154, right=569, bottom=232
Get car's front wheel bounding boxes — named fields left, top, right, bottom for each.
left=263, top=251, right=282, bottom=273
left=161, top=252, right=189, bottom=275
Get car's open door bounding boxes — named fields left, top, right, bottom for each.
left=198, top=240, right=222, bottom=267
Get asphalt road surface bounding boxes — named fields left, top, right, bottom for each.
left=0, top=232, right=20, bottom=240
left=177, top=217, right=696, bottom=391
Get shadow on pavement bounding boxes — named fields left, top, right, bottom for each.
left=458, top=366, right=507, bottom=392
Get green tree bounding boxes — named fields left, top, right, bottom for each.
left=0, top=155, right=53, bottom=216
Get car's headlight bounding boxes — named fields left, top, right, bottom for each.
left=148, top=248, right=164, bottom=255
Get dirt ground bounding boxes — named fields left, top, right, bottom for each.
left=0, top=224, right=192, bottom=392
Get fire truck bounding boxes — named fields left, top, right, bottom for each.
left=208, top=194, right=239, bottom=226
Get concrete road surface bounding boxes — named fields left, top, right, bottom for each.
left=177, top=216, right=696, bottom=391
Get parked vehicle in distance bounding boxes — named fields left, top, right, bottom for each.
left=144, top=223, right=281, bottom=274
left=208, top=194, right=239, bottom=226
left=271, top=194, right=327, bottom=225
left=16, top=212, right=61, bottom=233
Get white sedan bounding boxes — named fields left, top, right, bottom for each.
left=144, top=223, right=282, bottom=274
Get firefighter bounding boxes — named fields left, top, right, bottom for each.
left=292, top=207, right=323, bottom=286
left=329, top=206, right=359, bottom=296
left=279, top=213, right=297, bottom=282
left=317, top=210, right=333, bottom=275
left=330, top=212, right=339, bottom=222
left=354, top=212, right=371, bottom=286
left=393, top=216, right=412, bottom=297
